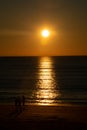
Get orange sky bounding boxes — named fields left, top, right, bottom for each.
left=0, top=0, right=87, bottom=56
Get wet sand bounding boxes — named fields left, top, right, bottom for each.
left=0, top=105, right=87, bottom=130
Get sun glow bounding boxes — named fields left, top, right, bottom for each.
left=42, top=30, right=50, bottom=38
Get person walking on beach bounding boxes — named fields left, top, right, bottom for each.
left=14, top=96, right=22, bottom=112
left=18, top=96, right=22, bottom=112
left=14, top=97, right=18, bottom=110
left=22, top=95, right=25, bottom=106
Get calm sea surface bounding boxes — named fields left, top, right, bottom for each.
left=0, top=56, right=87, bottom=106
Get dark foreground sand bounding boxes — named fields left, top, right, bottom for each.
left=0, top=105, right=87, bottom=130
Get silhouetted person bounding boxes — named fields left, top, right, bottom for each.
left=14, top=97, right=18, bottom=112
left=14, top=96, right=22, bottom=112
left=17, top=96, right=22, bottom=112
left=14, top=97, right=18, bottom=107
left=22, top=95, right=25, bottom=106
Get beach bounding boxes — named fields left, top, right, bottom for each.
left=0, top=105, right=87, bottom=130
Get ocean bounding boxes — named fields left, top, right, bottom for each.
left=0, top=56, right=87, bottom=106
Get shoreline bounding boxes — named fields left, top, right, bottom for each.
left=1, top=102, right=87, bottom=106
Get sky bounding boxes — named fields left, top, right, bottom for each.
left=0, top=0, right=87, bottom=56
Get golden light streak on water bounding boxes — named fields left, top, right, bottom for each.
left=36, top=57, right=61, bottom=105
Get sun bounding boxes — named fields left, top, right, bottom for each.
left=42, top=30, right=50, bottom=38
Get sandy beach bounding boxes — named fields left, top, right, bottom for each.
left=0, top=105, right=87, bottom=130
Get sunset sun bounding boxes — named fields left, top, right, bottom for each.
left=42, top=30, right=50, bottom=38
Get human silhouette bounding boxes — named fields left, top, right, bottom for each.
left=14, top=96, right=22, bottom=112
left=18, top=96, right=22, bottom=112
left=14, top=97, right=18, bottom=107
left=22, top=95, right=25, bottom=106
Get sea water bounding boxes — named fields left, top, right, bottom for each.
left=0, top=56, right=87, bottom=106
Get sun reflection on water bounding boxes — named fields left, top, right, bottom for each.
left=36, top=57, right=60, bottom=105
